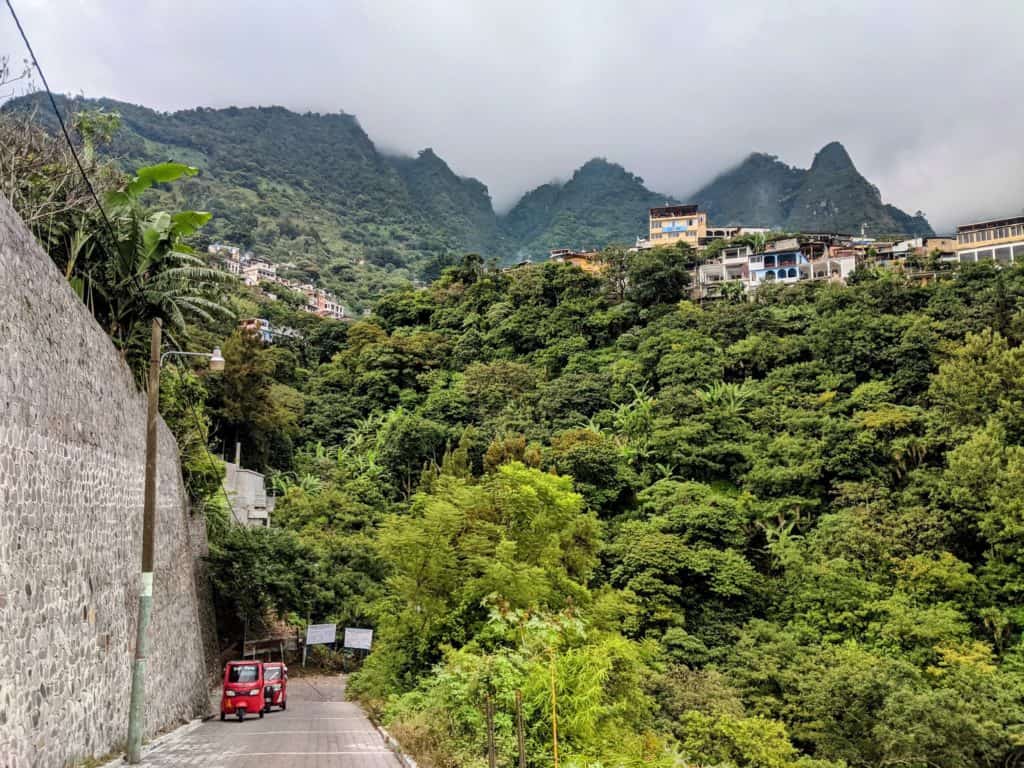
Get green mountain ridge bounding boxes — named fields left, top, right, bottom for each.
left=503, top=158, right=677, bottom=255
left=7, top=95, right=933, bottom=275
left=693, top=141, right=933, bottom=236
left=388, top=147, right=506, bottom=256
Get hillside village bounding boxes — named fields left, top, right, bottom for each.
left=210, top=200, right=1024, bottom=326
left=546, top=203, right=1023, bottom=300
left=206, top=243, right=354, bottom=342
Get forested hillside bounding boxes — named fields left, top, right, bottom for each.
left=5, top=96, right=1016, bottom=767
left=191, top=253, right=1024, bottom=768
left=3, top=93, right=493, bottom=307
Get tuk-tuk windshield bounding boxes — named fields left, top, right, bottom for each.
left=264, top=667, right=282, bottom=681
left=228, top=664, right=260, bottom=683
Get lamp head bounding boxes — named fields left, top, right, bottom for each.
left=209, top=347, right=225, bottom=372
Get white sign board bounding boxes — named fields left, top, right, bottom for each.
left=305, top=623, right=336, bottom=646
left=343, top=627, right=373, bottom=650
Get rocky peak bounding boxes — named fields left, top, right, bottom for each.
left=809, top=141, right=856, bottom=174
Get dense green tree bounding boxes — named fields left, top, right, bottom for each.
left=625, top=245, right=694, bottom=307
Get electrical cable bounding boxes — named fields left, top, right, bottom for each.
left=4, top=0, right=119, bottom=247
left=5, top=0, right=158, bottom=311
left=8, top=0, right=244, bottom=528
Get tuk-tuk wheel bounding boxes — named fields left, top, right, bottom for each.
left=237, top=711, right=244, bottom=722
left=220, top=713, right=225, bottom=722
left=259, top=709, right=264, bottom=719
left=281, top=700, right=286, bottom=711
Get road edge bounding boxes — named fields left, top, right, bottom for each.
left=375, top=723, right=420, bottom=768
left=95, top=718, right=206, bottom=767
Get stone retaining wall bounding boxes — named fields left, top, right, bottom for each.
left=0, top=194, right=214, bottom=768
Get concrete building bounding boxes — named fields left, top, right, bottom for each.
left=695, top=244, right=753, bottom=298
left=243, top=260, right=277, bottom=287
left=301, top=285, right=346, bottom=320
left=239, top=317, right=301, bottom=343
left=873, top=236, right=957, bottom=265
left=644, top=207, right=771, bottom=251
left=241, top=317, right=274, bottom=343
left=693, top=235, right=858, bottom=299
left=209, top=243, right=243, bottom=275
left=699, top=226, right=743, bottom=247
left=954, top=215, right=1024, bottom=264
left=749, top=248, right=812, bottom=287
left=549, top=248, right=603, bottom=274
left=222, top=448, right=274, bottom=527
left=648, top=204, right=707, bottom=248
left=208, top=243, right=241, bottom=258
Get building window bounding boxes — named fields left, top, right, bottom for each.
left=995, top=247, right=1012, bottom=264
left=978, top=249, right=994, bottom=261
left=763, top=270, right=776, bottom=281
left=787, top=267, right=798, bottom=278
left=1013, top=245, right=1024, bottom=262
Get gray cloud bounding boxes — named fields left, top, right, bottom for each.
left=3, top=0, right=1022, bottom=231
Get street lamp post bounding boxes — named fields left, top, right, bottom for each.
left=126, top=318, right=224, bottom=764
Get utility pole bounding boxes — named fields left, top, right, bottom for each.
left=123, top=324, right=222, bottom=763
left=549, top=649, right=559, bottom=768
left=127, top=318, right=161, bottom=763
left=515, top=689, right=526, bottom=768
left=485, top=693, right=497, bottom=768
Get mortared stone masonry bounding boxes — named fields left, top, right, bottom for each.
left=0, top=193, right=216, bottom=767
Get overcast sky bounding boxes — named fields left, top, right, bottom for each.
left=3, top=0, right=1022, bottom=231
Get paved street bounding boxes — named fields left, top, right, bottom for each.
left=129, top=675, right=401, bottom=768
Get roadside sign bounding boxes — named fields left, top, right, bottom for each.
left=305, top=623, right=336, bottom=646
left=343, top=627, right=373, bottom=650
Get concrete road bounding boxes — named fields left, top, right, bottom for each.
left=132, top=675, right=401, bottom=768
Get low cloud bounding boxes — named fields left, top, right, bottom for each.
left=3, top=0, right=1021, bottom=230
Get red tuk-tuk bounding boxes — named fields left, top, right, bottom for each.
left=220, top=660, right=265, bottom=721
left=262, top=662, right=288, bottom=711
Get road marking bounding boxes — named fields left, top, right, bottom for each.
left=225, top=751, right=394, bottom=756
left=228, top=731, right=382, bottom=735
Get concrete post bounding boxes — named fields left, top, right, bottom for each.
left=127, top=318, right=161, bottom=763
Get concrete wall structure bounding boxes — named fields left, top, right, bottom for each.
left=0, top=194, right=214, bottom=767
left=222, top=461, right=273, bottom=527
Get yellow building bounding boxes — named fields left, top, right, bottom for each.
left=649, top=204, right=707, bottom=247
left=549, top=248, right=604, bottom=274
left=955, top=215, right=1024, bottom=264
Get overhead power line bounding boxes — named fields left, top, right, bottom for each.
left=4, top=0, right=120, bottom=248
left=8, top=0, right=247, bottom=532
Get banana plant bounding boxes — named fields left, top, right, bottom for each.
left=99, top=163, right=232, bottom=371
